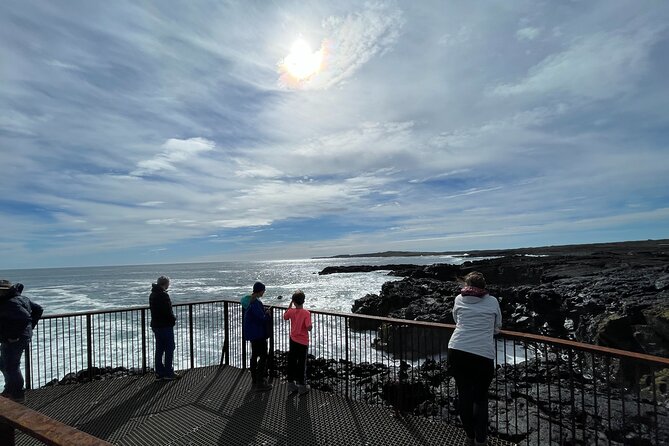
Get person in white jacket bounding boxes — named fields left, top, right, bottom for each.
left=448, top=271, right=502, bottom=446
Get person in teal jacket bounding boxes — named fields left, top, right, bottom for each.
left=242, top=282, right=272, bottom=391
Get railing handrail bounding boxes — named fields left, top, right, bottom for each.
left=37, top=298, right=669, bottom=368
left=24, top=295, right=669, bottom=445
left=0, top=396, right=113, bottom=446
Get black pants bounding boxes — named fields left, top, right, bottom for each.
left=250, top=339, right=268, bottom=383
left=287, top=339, right=308, bottom=385
left=448, top=348, right=494, bottom=443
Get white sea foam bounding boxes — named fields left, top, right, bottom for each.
left=3, top=256, right=502, bottom=388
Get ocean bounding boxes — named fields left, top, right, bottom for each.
left=1, top=255, right=482, bottom=389
left=0, top=255, right=470, bottom=316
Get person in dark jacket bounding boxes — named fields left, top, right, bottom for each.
left=243, top=281, right=272, bottom=391
left=149, top=276, right=180, bottom=380
left=0, top=280, right=43, bottom=402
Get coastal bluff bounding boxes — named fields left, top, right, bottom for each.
left=320, top=239, right=669, bottom=358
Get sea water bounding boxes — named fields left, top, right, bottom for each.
left=0, top=256, right=471, bottom=315
left=0, top=255, right=527, bottom=388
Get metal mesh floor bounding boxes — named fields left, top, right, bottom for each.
left=16, top=366, right=515, bottom=446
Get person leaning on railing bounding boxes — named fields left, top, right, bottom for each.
left=0, top=280, right=43, bottom=403
left=149, top=276, right=181, bottom=381
left=447, top=271, right=502, bottom=446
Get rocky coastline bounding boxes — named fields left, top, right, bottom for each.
left=320, top=239, right=669, bottom=359
left=313, top=239, right=669, bottom=444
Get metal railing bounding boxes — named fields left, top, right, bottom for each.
left=16, top=299, right=669, bottom=445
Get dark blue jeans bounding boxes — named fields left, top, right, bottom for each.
left=153, top=327, right=175, bottom=378
left=0, top=338, right=29, bottom=397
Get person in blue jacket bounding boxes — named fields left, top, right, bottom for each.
left=242, top=281, right=272, bottom=391
left=0, top=280, right=43, bottom=403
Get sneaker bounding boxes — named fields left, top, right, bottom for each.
left=1, top=391, right=25, bottom=403
left=297, top=384, right=310, bottom=395
left=254, top=382, right=273, bottom=392
left=163, top=372, right=183, bottom=381
left=287, top=382, right=298, bottom=393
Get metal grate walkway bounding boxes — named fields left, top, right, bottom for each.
left=16, top=366, right=515, bottom=445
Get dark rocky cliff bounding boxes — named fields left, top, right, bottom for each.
left=321, top=240, right=669, bottom=358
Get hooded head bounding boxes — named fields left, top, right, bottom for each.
left=156, top=276, right=170, bottom=290
left=0, top=279, right=15, bottom=300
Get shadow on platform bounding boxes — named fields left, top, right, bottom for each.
left=17, top=366, right=514, bottom=445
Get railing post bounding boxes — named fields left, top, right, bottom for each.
left=224, top=301, right=230, bottom=366
left=345, top=317, right=349, bottom=398
left=241, top=307, right=247, bottom=370
left=268, top=307, right=274, bottom=376
left=86, top=314, right=93, bottom=381
left=24, top=343, right=31, bottom=391
left=141, top=309, right=147, bottom=374
left=189, top=304, right=195, bottom=369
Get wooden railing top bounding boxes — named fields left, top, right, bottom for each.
left=0, top=396, right=113, bottom=446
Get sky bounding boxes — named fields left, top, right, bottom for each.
left=1, top=1, right=668, bottom=269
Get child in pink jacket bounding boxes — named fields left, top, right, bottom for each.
left=283, top=289, right=312, bottom=394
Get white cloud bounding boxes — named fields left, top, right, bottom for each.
left=132, top=137, right=216, bottom=176
left=516, top=26, right=540, bottom=41
left=297, top=2, right=404, bottom=90
left=493, top=27, right=663, bottom=99
left=438, top=26, right=472, bottom=47
left=1, top=1, right=668, bottom=268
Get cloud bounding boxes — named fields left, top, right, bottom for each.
left=493, top=26, right=663, bottom=99
left=1, top=1, right=668, bottom=268
left=516, top=27, right=540, bottom=41
left=438, top=26, right=472, bottom=47
left=132, top=137, right=216, bottom=176
left=295, top=2, right=405, bottom=90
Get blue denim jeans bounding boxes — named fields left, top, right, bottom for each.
left=0, top=338, right=29, bottom=397
left=152, top=327, right=175, bottom=378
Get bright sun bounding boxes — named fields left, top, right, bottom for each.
left=280, top=38, right=325, bottom=82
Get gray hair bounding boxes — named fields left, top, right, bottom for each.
left=157, top=276, right=170, bottom=287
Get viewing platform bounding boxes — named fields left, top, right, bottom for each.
left=11, top=365, right=513, bottom=445
left=2, top=299, right=668, bottom=445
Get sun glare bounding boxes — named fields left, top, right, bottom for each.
left=278, top=38, right=325, bottom=86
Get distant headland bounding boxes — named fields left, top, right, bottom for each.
left=315, top=238, right=669, bottom=259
